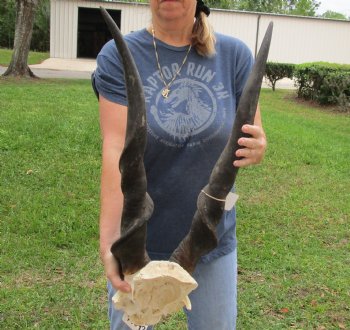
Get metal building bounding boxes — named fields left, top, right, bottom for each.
left=50, top=0, right=350, bottom=64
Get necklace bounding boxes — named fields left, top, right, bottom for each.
left=151, top=28, right=192, bottom=98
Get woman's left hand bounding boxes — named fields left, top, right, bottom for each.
left=233, top=124, right=267, bottom=168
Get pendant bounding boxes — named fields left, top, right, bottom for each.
left=162, top=87, right=170, bottom=98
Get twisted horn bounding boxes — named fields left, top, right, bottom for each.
left=170, top=22, right=274, bottom=274
left=100, top=7, right=154, bottom=275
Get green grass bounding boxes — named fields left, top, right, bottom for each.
left=236, top=90, right=350, bottom=329
left=0, top=48, right=49, bottom=66
left=0, top=80, right=349, bottom=329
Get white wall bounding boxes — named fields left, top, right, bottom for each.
left=50, top=0, right=151, bottom=58
left=50, top=0, right=350, bottom=64
left=258, top=14, right=350, bottom=64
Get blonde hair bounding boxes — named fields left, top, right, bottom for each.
left=191, top=12, right=216, bottom=57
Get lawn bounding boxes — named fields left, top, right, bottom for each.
left=0, top=48, right=49, bottom=66
left=0, top=79, right=349, bottom=329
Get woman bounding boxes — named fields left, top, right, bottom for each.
left=94, top=0, right=267, bottom=329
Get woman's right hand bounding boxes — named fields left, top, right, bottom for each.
left=102, top=250, right=131, bottom=293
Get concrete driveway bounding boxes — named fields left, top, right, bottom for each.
left=0, top=57, right=295, bottom=89
left=0, top=58, right=96, bottom=79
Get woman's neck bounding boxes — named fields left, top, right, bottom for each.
left=150, top=19, right=194, bottom=47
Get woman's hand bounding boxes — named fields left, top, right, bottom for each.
left=101, top=250, right=131, bottom=293
left=233, top=124, right=267, bottom=168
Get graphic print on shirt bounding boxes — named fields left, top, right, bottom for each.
left=144, top=61, right=231, bottom=148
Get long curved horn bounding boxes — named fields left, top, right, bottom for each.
left=100, top=7, right=154, bottom=275
left=170, top=22, right=274, bottom=274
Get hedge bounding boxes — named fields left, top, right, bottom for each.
left=294, top=62, right=350, bottom=112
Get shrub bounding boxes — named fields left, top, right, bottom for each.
left=323, top=72, right=350, bottom=112
left=294, top=62, right=350, bottom=111
left=264, top=62, right=295, bottom=91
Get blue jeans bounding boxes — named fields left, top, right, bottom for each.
left=108, top=249, right=237, bottom=330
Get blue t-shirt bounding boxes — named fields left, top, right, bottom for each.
left=94, top=28, right=253, bottom=263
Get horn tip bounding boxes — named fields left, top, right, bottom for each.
left=268, top=21, right=274, bottom=33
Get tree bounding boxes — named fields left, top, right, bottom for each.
left=0, top=0, right=16, bottom=49
left=265, top=62, right=295, bottom=91
left=206, top=0, right=238, bottom=9
left=238, top=0, right=282, bottom=13
left=287, top=0, right=320, bottom=16
left=321, top=10, right=348, bottom=20
left=0, top=0, right=50, bottom=51
left=233, top=0, right=320, bottom=16
left=31, top=0, right=50, bottom=51
left=3, top=0, right=40, bottom=78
